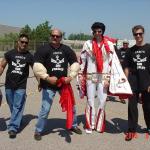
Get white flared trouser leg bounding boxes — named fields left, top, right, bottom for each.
left=85, top=80, right=96, bottom=129
left=95, top=83, right=107, bottom=133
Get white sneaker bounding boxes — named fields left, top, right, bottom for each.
left=85, top=129, right=92, bottom=134
left=92, top=125, right=95, bottom=130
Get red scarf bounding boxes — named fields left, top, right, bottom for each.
left=57, top=77, right=75, bottom=129
left=79, top=55, right=87, bottom=98
left=92, top=36, right=111, bottom=73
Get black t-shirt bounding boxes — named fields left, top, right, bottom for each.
left=117, top=48, right=128, bottom=60
left=116, top=47, right=129, bottom=69
left=4, top=49, right=34, bottom=89
left=124, top=44, right=150, bottom=91
left=34, top=43, right=77, bottom=90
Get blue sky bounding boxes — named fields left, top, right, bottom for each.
left=0, top=0, right=150, bottom=42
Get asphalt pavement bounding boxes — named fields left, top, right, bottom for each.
left=0, top=69, right=150, bottom=150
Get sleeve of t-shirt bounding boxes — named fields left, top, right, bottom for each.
left=34, top=46, right=46, bottom=64
left=28, top=54, right=34, bottom=67
left=4, top=51, right=11, bottom=62
left=65, top=46, right=78, bottom=65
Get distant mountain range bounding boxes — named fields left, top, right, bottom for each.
left=0, top=24, right=21, bottom=36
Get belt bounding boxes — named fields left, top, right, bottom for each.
left=86, top=73, right=110, bottom=82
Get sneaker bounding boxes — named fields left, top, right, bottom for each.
left=145, top=129, right=150, bottom=139
left=125, top=132, right=136, bottom=141
left=92, top=125, right=95, bottom=130
left=147, top=129, right=150, bottom=135
left=85, top=129, right=92, bottom=134
left=34, top=132, right=42, bottom=141
left=70, top=126, right=82, bottom=135
left=8, top=130, right=17, bottom=139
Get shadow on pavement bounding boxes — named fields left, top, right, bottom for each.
left=0, top=118, right=7, bottom=131
left=77, top=115, right=144, bottom=134
left=106, top=118, right=143, bottom=134
left=41, top=115, right=86, bottom=143
left=107, top=96, right=127, bottom=104
left=18, top=114, right=37, bottom=133
left=43, top=118, right=72, bottom=143
left=106, top=118, right=128, bottom=134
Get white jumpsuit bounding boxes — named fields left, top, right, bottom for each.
left=80, top=40, right=115, bottom=132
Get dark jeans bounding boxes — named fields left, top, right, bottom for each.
left=35, top=89, right=78, bottom=133
left=128, top=91, right=150, bottom=132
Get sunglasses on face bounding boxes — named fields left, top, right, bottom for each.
left=51, top=34, right=61, bottom=38
left=93, top=30, right=103, bottom=34
left=133, top=32, right=143, bottom=37
left=20, top=41, right=28, bottom=44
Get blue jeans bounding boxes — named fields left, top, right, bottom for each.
left=35, top=88, right=78, bottom=133
left=5, top=89, right=26, bottom=132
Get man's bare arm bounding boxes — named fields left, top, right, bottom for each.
left=124, top=67, right=129, bottom=78
left=0, top=58, right=7, bottom=75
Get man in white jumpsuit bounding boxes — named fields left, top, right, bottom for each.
left=79, top=22, right=115, bottom=134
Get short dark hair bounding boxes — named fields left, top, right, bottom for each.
left=19, top=33, right=29, bottom=41
left=132, top=25, right=145, bottom=34
left=91, top=22, right=105, bottom=35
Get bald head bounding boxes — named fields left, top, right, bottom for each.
left=51, top=28, right=62, bottom=37
left=50, top=28, right=63, bottom=47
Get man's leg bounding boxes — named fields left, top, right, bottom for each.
left=141, top=91, right=150, bottom=133
left=34, top=89, right=56, bottom=140
left=7, top=89, right=26, bottom=138
left=95, top=83, right=107, bottom=133
left=84, top=80, right=96, bottom=134
left=5, top=89, right=14, bottom=113
left=69, top=106, right=82, bottom=134
left=125, top=92, right=139, bottom=141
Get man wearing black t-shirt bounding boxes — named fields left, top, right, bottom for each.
left=117, top=39, right=130, bottom=104
left=0, top=34, right=34, bottom=138
left=124, top=25, right=150, bottom=141
left=33, top=28, right=82, bottom=141
left=117, top=39, right=129, bottom=68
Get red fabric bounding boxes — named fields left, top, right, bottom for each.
left=92, top=37, right=111, bottom=73
left=104, top=36, right=117, bottom=44
left=80, top=75, right=87, bottom=98
left=85, top=105, right=92, bottom=129
left=79, top=51, right=87, bottom=98
left=57, top=77, right=75, bottom=129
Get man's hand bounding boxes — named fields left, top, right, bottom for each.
left=104, top=80, right=110, bottom=89
left=38, top=84, right=42, bottom=92
left=147, top=86, right=150, bottom=93
left=64, top=77, right=72, bottom=84
left=46, top=76, right=58, bottom=85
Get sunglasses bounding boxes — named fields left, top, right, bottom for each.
left=133, top=32, right=143, bottom=36
left=51, top=34, right=61, bottom=38
left=93, top=30, right=102, bottom=34
left=20, top=41, right=28, bottom=44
